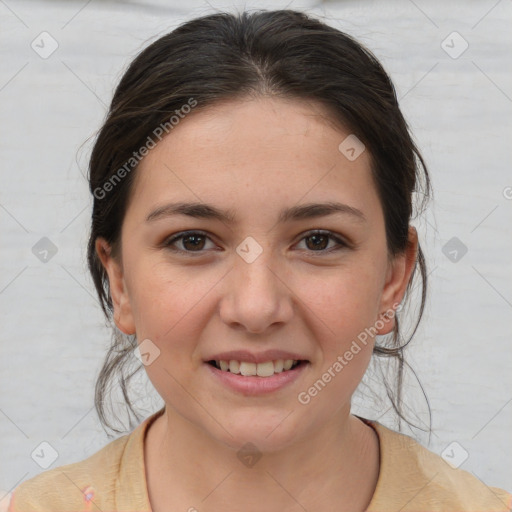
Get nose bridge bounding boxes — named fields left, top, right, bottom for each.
left=237, top=248, right=278, bottom=296
left=221, top=236, right=292, bottom=333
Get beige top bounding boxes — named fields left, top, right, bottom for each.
left=7, top=408, right=512, bottom=511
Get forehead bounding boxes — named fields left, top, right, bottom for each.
left=128, top=97, right=380, bottom=222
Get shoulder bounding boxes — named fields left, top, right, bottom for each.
left=365, top=418, right=512, bottom=511
left=8, top=432, right=131, bottom=511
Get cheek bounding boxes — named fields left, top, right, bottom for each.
left=126, top=263, right=216, bottom=402
left=126, top=259, right=218, bottom=350
left=301, top=264, right=384, bottom=344
left=293, top=271, right=380, bottom=415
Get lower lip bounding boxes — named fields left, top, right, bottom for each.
left=205, top=362, right=308, bottom=396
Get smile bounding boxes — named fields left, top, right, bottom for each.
left=208, top=359, right=302, bottom=377
left=205, top=359, right=309, bottom=395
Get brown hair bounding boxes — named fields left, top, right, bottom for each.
left=87, top=9, right=431, bottom=436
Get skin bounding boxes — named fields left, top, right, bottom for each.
left=97, top=96, right=418, bottom=512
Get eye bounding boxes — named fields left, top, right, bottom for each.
left=163, top=229, right=348, bottom=255
left=295, top=230, right=347, bottom=253
left=163, top=230, right=217, bottom=254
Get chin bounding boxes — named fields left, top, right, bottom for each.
left=208, top=412, right=306, bottom=455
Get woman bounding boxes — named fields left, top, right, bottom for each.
left=8, top=9, right=511, bottom=512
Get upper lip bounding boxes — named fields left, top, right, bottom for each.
left=205, top=350, right=308, bottom=364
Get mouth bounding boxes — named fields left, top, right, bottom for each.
left=207, top=359, right=307, bottom=377
left=203, top=350, right=310, bottom=394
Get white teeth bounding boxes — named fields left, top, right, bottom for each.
left=214, top=359, right=300, bottom=377
left=256, top=361, right=274, bottom=377
left=274, top=359, right=284, bottom=373
left=239, top=362, right=257, bottom=376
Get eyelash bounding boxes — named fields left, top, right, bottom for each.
left=162, top=229, right=348, bottom=256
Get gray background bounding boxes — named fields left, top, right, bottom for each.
left=1, top=0, right=511, bottom=503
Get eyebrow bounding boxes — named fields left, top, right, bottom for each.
left=145, top=201, right=366, bottom=224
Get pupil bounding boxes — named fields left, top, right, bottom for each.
left=306, top=234, right=328, bottom=250
left=183, top=235, right=205, bottom=251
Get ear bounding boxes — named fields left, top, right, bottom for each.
left=95, top=237, right=136, bottom=335
left=376, top=226, right=418, bottom=335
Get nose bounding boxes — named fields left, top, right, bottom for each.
left=219, top=248, right=294, bottom=334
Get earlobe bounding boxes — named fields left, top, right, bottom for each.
left=95, top=238, right=136, bottom=335
left=376, top=226, right=418, bottom=335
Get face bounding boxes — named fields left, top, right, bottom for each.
left=97, top=97, right=417, bottom=452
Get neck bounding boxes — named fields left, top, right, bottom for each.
left=144, top=405, right=380, bottom=512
